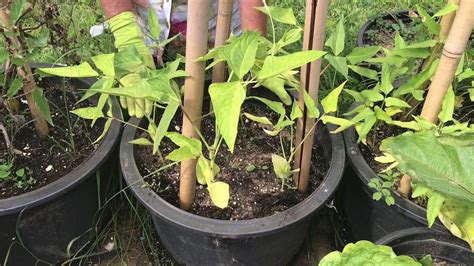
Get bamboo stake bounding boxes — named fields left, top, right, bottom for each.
left=0, top=7, right=49, bottom=138
left=212, top=0, right=234, bottom=84
left=294, top=0, right=329, bottom=192
left=399, top=0, right=473, bottom=196
left=179, top=0, right=212, bottom=210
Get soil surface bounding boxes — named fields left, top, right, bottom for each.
left=135, top=102, right=329, bottom=220
left=0, top=77, right=103, bottom=199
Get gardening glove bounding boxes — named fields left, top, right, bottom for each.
left=109, top=11, right=155, bottom=118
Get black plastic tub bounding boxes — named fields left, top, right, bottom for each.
left=376, top=228, right=474, bottom=264
left=120, top=117, right=345, bottom=265
left=357, top=10, right=414, bottom=48
left=338, top=104, right=446, bottom=242
left=0, top=71, right=121, bottom=265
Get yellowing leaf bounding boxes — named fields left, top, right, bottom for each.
left=207, top=181, right=230, bottom=209
left=374, top=153, right=396, bottom=164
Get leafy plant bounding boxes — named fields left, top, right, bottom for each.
left=319, top=240, right=431, bottom=266
left=0, top=163, right=35, bottom=189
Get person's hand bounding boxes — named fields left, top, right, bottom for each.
left=109, top=11, right=155, bottom=118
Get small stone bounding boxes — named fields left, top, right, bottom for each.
left=174, top=126, right=181, bottom=132
left=45, top=165, right=53, bottom=172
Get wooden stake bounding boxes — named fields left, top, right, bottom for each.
left=399, top=0, right=473, bottom=196
left=212, top=0, right=234, bottom=84
left=179, top=0, right=212, bottom=210
left=294, top=0, right=329, bottom=192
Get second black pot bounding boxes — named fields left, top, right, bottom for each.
left=120, top=118, right=345, bottom=265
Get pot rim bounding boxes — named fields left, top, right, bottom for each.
left=120, top=117, right=345, bottom=237
left=343, top=102, right=444, bottom=229
left=0, top=68, right=121, bottom=215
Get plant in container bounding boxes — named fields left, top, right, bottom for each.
left=335, top=0, right=474, bottom=245
left=0, top=0, right=120, bottom=263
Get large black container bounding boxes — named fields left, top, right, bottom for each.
left=338, top=112, right=446, bottom=242
left=376, top=228, right=474, bottom=264
left=0, top=74, right=121, bottom=265
left=120, top=117, right=345, bottom=265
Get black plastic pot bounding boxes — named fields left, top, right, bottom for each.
left=357, top=10, right=414, bottom=48
left=376, top=228, right=474, bottom=264
left=0, top=70, right=121, bottom=265
left=337, top=104, right=446, bottom=242
left=120, top=117, right=345, bottom=265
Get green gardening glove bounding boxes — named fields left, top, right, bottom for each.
left=109, top=11, right=155, bottom=118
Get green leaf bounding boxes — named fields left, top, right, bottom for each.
left=0, top=48, right=9, bottom=64
left=469, top=88, right=474, bottom=102
left=344, top=89, right=364, bottom=102
left=303, top=90, right=320, bottom=119
left=392, top=47, right=431, bottom=59
left=255, top=6, right=297, bottom=25
left=348, top=65, right=378, bottom=80
left=405, top=40, right=438, bottom=49
left=219, top=31, right=260, bottom=78
left=258, top=51, right=326, bottom=80
left=390, top=120, right=420, bottom=131
left=417, top=5, right=440, bottom=35
left=209, top=82, right=246, bottom=153
left=433, top=2, right=459, bottom=17
left=373, top=192, right=383, bottom=201
left=438, top=196, right=474, bottom=250
left=427, top=192, right=446, bottom=227
left=248, top=96, right=285, bottom=116
left=271, top=154, right=291, bottom=181
left=260, top=77, right=292, bottom=105
left=351, top=107, right=375, bottom=123
left=290, top=100, right=303, bottom=120
left=15, top=168, right=25, bottom=177
left=412, top=184, right=431, bottom=198
left=10, top=0, right=28, bottom=22
left=321, top=115, right=354, bottom=133
left=7, top=77, right=23, bottom=98
left=71, top=107, right=103, bottom=125
left=380, top=64, right=393, bottom=95
left=321, top=81, right=346, bottom=113
left=385, top=97, right=411, bottom=108
left=93, top=118, right=112, bottom=144
left=361, top=89, right=384, bottom=102
left=356, top=115, right=377, bottom=143
left=393, top=59, right=439, bottom=97
left=114, top=46, right=147, bottom=78
left=419, top=255, right=433, bottom=266
left=276, top=28, right=302, bottom=51
left=31, top=88, right=53, bottom=126
left=196, top=156, right=218, bottom=185
left=27, top=27, right=50, bottom=48
left=457, top=68, right=474, bottom=82
left=153, top=101, right=179, bottom=155
left=381, top=131, right=474, bottom=202
left=148, top=7, right=161, bottom=40
left=374, top=106, right=392, bottom=123
left=325, top=55, right=348, bottom=78
left=243, top=112, right=273, bottom=126
left=347, top=46, right=380, bottom=64
left=394, top=32, right=406, bottom=49
left=325, top=20, right=345, bottom=56
left=38, top=62, right=99, bottom=78
left=207, top=181, right=230, bottom=209
left=91, top=53, right=115, bottom=77
left=129, top=138, right=153, bottom=146
left=438, top=87, right=455, bottom=123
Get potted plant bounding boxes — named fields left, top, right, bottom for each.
left=335, top=0, right=473, bottom=244
left=0, top=1, right=120, bottom=263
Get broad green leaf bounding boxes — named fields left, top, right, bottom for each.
left=412, top=184, right=431, bottom=198
left=361, top=89, right=384, bottom=102
left=207, top=181, right=230, bottom=209
left=27, top=27, right=50, bottom=48
left=91, top=53, right=115, bottom=77
left=39, top=62, right=99, bottom=78
left=381, top=131, right=474, bottom=202
left=196, top=156, right=216, bottom=185
left=348, top=65, right=378, bottom=80
left=71, top=107, right=103, bottom=125
left=321, top=81, right=346, bottom=113
left=148, top=7, right=161, bottom=40
left=469, top=88, right=474, bottom=102
left=10, top=0, right=28, bottom=22
left=356, top=115, right=377, bottom=144
left=153, top=101, right=179, bottom=155
left=390, top=120, right=420, bottom=131
left=405, top=40, right=438, bottom=49
left=209, top=82, right=246, bottom=152
left=258, top=51, right=326, bottom=80
left=129, top=138, right=153, bottom=146
left=0, top=48, right=9, bottom=64
left=248, top=96, right=285, bottom=116
left=93, top=118, right=112, bottom=144
left=290, top=100, right=303, bottom=120
left=394, top=32, right=406, bottom=49
left=392, top=48, right=431, bottom=59
left=380, top=64, right=393, bottom=95
left=385, top=97, right=411, bottom=108
left=219, top=31, right=260, bottom=78
left=243, top=113, right=273, bottom=126
left=271, top=154, right=291, bottom=181
left=351, top=107, right=375, bottom=123
left=325, top=55, right=348, bottom=78
left=79, top=77, right=114, bottom=103
left=438, top=196, right=474, bottom=250
left=325, top=20, right=345, bottom=56
left=347, top=46, right=380, bottom=65
left=393, top=59, right=439, bottom=97
left=344, top=89, right=364, bottom=102
left=319, top=240, right=421, bottom=266
left=321, top=115, right=354, bottom=133
left=255, top=6, right=297, bottom=25
left=374, top=106, right=392, bottom=123
left=457, top=68, right=474, bottom=82
left=438, top=87, right=455, bottom=123
left=165, top=133, right=202, bottom=162
left=427, top=192, right=446, bottom=227
left=417, top=5, right=440, bottom=35
left=7, top=77, right=23, bottom=98
left=276, top=28, right=302, bottom=51
left=303, top=90, right=320, bottom=119
left=114, top=46, right=147, bottom=78
left=433, top=3, right=459, bottom=17
left=31, top=88, right=53, bottom=126
left=260, top=76, right=292, bottom=105
left=364, top=55, right=407, bottom=67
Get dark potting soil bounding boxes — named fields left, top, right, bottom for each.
left=135, top=102, right=329, bottom=220
left=0, top=78, right=104, bottom=199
